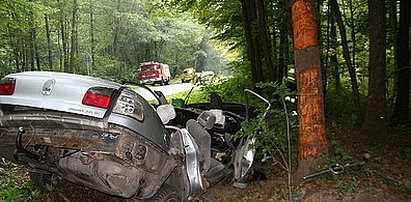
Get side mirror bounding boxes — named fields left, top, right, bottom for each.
left=157, top=104, right=176, bottom=124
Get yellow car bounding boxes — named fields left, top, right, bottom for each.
left=181, top=67, right=196, bottom=83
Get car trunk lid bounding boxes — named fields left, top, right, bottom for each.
left=0, top=71, right=122, bottom=118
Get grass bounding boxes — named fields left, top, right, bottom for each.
left=0, top=161, right=42, bottom=201
left=167, top=87, right=209, bottom=105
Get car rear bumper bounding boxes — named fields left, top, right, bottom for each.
left=139, top=78, right=162, bottom=84
left=0, top=111, right=177, bottom=199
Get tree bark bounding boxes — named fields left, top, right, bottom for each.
left=324, top=4, right=330, bottom=91
left=279, top=0, right=290, bottom=82
left=330, top=19, right=339, bottom=88
left=361, top=0, right=387, bottom=137
left=249, top=0, right=264, bottom=83
left=329, top=0, right=362, bottom=123
left=255, top=0, right=275, bottom=82
left=291, top=0, right=327, bottom=182
left=392, top=0, right=410, bottom=124
left=348, top=0, right=356, bottom=70
left=240, top=0, right=259, bottom=84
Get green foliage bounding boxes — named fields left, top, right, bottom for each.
left=0, top=161, right=41, bottom=202
left=401, top=177, right=411, bottom=195
left=322, top=139, right=359, bottom=166
left=325, top=85, right=366, bottom=125
left=193, top=61, right=253, bottom=103
left=91, top=56, right=134, bottom=82
left=0, top=180, right=40, bottom=202
left=334, top=176, right=360, bottom=197
left=234, top=82, right=297, bottom=167
left=0, top=0, right=229, bottom=82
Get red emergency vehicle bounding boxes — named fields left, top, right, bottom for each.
left=138, top=61, right=171, bottom=85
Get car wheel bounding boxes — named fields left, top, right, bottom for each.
left=150, top=184, right=181, bottom=202
left=29, top=171, right=53, bottom=190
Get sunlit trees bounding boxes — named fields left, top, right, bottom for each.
left=0, top=0, right=225, bottom=81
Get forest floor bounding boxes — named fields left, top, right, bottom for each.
left=0, top=125, right=410, bottom=202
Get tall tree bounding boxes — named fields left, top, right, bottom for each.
left=240, top=0, right=261, bottom=84
left=329, top=14, right=339, bottom=88
left=112, top=0, right=122, bottom=58
left=329, top=0, right=362, bottom=123
left=392, top=0, right=410, bottom=124
left=255, top=0, right=275, bottom=82
left=249, top=0, right=264, bottom=83
left=69, top=0, right=78, bottom=73
left=291, top=0, right=327, bottom=181
left=58, top=0, right=69, bottom=72
left=89, top=0, right=95, bottom=69
left=45, top=14, right=53, bottom=70
left=278, top=0, right=291, bottom=82
left=361, top=0, right=387, bottom=136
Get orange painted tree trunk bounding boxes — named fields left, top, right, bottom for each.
left=291, top=0, right=328, bottom=181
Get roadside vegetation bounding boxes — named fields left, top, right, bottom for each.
left=0, top=161, right=40, bottom=201
left=0, top=0, right=410, bottom=201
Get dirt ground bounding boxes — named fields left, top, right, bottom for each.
left=1, top=127, right=410, bottom=202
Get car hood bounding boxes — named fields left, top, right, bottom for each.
left=0, top=71, right=122, bottom=118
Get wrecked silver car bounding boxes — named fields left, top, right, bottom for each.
left=0, top=71, right=269, bottom=201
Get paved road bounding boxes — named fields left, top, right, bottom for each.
left=133, top=83, right=193, bottom=100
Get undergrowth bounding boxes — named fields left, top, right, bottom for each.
left=0, top=161, right=41, bottom=202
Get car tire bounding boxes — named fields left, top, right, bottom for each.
left=150, top=184, right=181, bottom=202
left=29, top=171, right=53, bottom=190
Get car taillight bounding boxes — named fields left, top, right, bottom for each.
left=0, top=78, right=16, bottom=95
left=113, top=90, right=144, bottom=122
left=82, top=87, right=114, bottom=109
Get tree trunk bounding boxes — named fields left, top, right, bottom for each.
left=112, top=0, right=122, bottom=58
left=329, top=0, right=362, bottom=123
left=392, top=0, right=410, bottom=124
left=330, top=19, right=339, bottom=88
left=89, top=0, right=95, bottom=69
left=7, top=20, right=21, bottom=71
left=249, top=0, right=264, bottom=83
left=57, top=25, right=62, bottom=71
left=33, top=30, right=41, bottom=71
left=348, top=0, right=356, bottom=69
left=23, top=44, right=28, bottom=71
left=279, top=0, right=290, bottom=82
left=240, top=0, right=259, bottom=84
left=69, top=0, right=78, bottom=73
left=45, top=15, right=53, bottom=70
left=279, top=26, right=289, bottom=82
left=324, top=4, right=330, bottom=92
left=255, top=0, right=275, bottom=82
left=58, top=0, right=68, bottom=72
left=291, top=0, right=327, bottom=182
left=361, top=0, right=387, bottom=138
left=29, top=30, right=35, bottom=71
